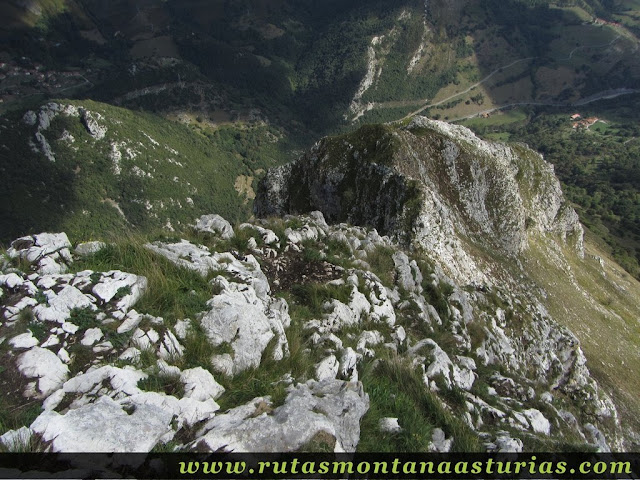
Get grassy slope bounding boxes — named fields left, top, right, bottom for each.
left=458, top=96, right=640, bottom=278
left=524, top=233, right=640, bottom=436
left=0, top=99, right=290, bottom=244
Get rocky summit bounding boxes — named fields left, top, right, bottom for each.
left=1, top=0, right=640, bottom=457
left=256, top=117, right=584, bottom=284
left=1, top=119, right=639, bottom=453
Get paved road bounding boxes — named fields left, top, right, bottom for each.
left=402, top=57, right=535, bottom=119
left=355, top=22, right=636, bottom=123
left=447, top=88, right=640, bottom=122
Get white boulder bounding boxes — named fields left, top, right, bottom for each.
left=180, top=367, right=225, bottom=401
left=31, top=396, right=172, bottom=452
left=315, top=355, right=339, bottom=381
left=379, top=417, right=402, bottom=434
left=523, top=408, right=551, bottom=435
left=194, top=214, right=234, bottom=239
left=17, top=347, right=69, bottom=398
left=193, top=379, right=369, bottom=452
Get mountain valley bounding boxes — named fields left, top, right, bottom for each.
left=1, top=0, right=640, bottom=456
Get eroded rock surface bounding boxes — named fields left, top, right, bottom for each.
left=0, top=207, right=628, bottom=452
left=192, top=379, right=369, bottom=452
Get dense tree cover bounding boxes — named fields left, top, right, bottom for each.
left=168, top=0, right=422, bottom=132
left=483, top=0, right=560, bottom=57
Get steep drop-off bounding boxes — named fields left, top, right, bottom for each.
left=256, top=118, right=640, bottom=447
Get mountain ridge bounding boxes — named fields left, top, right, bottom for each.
left=0, top=208, right=632, bottom=452
left=255, top=117, right=640, bottom=446
left=256, top=117, right=584, bottom=283
left=1, top=0, right=640, bottom=454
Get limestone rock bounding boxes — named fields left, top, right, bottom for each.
left=193, top=379, right=369, bottom=452
left=356, top=330, right=384, bottom=357
left=31, top=396, right=171, bottom=452
left=393, top=251, right=422, bottom=292
left=379, top=417, right=402, bottom=433
left=0, top=427, right=32, bottom=451
left=9, top=332, right=39, bottom=350
left=180, top=367, right=225, bottom=401
left=75, top=242, right=107, bottom=257
left=494, top=432, right=524, bottom=452
left=201, top=280, right=289, bottom=376
left=339, top=347, right=359, bottom=380
left=146, top=241, right=270, bottom=299
left=62, top=365, right=147, bottom=399
left=8, top=233, right=72, bottom=274
left=321, top=300, right=360, bottom=332
left=122, top=391, right=219, bottom=430
left=428, top=428, right=452, bottom=452
left=1, top=273, right=24, bottom=290
left=34, top=285, right=95, bottom=324
left=17, top=347, right=69, bottom=398
left=158, top=331, right=185, bottom=360
left=80, top=109, right=107, bottom=140
left=584, top=423, right=610, bottom=452
left=523, top=409, right=551, bottom=435
left=409, top=339, right=475, bottom=390
left=255, top=117, right=584, bottom=284
left=194, top=214, right=234, bottom=240
left=315, top=355, right=339, bottom=381
left=92, top=271, right=147, bottom=311
left=81, top=328, right=103, bottom=346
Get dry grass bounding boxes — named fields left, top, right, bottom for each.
left=525, top=236, right=640, bottom=437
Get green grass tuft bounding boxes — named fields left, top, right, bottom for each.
left=366, top=245, right=396, bottom=287
left=358, top=355, right=482, bottom=452
left=138, top=371, right=185, bottom=398
left=290, top=282, right=352, bottom=317
left=72, top=239, right=215, bottom=326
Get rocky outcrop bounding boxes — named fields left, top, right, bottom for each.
left=255, top=118, right=584, bottom=283
left=192, top=379, right=369, bottom=452
left=0, top=210, right=627, bottom=452
left=253, top=116, right=629, bottom=449
left=8, top=233, right=73, bottom=275
left=201, top=276, right=290, bottom=375
left=23, top=103, right=84, bottom=162
left=145, top=240, right=290, bottom=375
left=32, top=396, right=174, bottom=452
left=194, top=214, right=235, bottom=240
left=79, top=108, right=107, bottom=140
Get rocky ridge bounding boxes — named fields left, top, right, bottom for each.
left=256, top=117, right=584, bottom=284
left=254, top=117, right=640, bottom=448
left=0, top=208, right=624, bottom=452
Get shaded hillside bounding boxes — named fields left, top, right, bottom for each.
left=0, top=100, right=290, bottom=243
left=2, top=0, right=639, bottom=132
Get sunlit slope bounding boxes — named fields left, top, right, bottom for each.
left=524, top=233, right=640, bottom=439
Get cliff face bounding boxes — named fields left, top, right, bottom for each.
left=256, top=117, right=583, bottom=283
left=255, top=118, right=640, bottom=449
